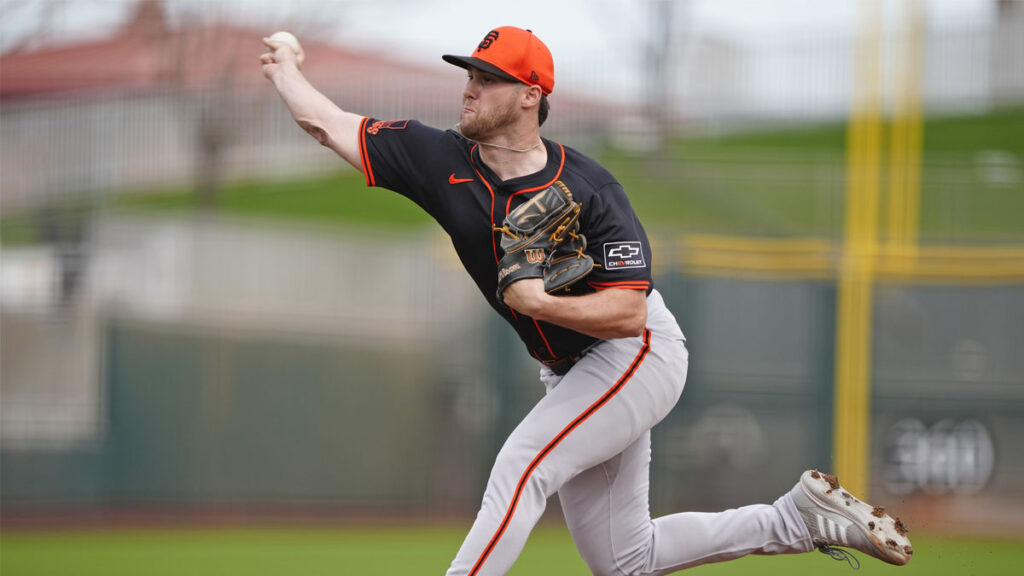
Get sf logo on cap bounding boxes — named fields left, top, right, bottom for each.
left=477, top=30, right=499, bottom=51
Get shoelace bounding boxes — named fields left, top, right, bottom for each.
left=818, top=545, right=861, bottom=570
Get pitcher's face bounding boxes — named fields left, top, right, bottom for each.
left=459, top=68, right=522, bottom=141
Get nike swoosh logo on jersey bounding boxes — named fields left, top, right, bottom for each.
left=449, top=174, right=474, bottom=184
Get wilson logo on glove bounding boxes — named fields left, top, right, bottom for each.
left=497, top=263, right=521, bottom=283
left=493, top=181, right=595, bottom=304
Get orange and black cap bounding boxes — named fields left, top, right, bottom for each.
left=443, top=26, right=555, bottom=95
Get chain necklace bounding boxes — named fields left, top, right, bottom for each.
left=455, top=123, right=543, bottom=153
left=477, top=140, right=544, bottom=153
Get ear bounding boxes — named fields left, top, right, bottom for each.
left=520, top=85, right=543, bottom=109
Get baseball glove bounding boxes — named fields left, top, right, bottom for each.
left=494, top=181, right=595, bottom=304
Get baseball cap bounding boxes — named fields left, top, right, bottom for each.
left=443, top=26, right=555, bottom=95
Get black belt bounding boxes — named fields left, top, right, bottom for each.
left=542, top=340, right=602, bottom=376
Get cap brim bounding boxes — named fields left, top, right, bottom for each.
left=442, top=54, right=521, bottom=84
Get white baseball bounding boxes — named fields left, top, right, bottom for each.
left=269, top=31, right=304, bottom=64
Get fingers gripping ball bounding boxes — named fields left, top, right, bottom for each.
left=495, top=181, right=595, bottom=304
left=269, top=31, right=304, bottom=65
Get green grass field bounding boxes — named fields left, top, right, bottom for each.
left=2, top=523, right=1021, bottom=575
left=3, top=106, right=1022, bottom=246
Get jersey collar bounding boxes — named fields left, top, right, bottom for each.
left=470, top=138, right=564, bottom=192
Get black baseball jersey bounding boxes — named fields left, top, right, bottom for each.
left=357, top=117, right=653, bottom=364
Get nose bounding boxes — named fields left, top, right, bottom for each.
left=463, top=77, right=479, bottom=100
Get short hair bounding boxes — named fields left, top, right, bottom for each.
left=538, top=94, right=550, bottom=127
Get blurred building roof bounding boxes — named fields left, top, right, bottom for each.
left=0, top=0, right=462, bottom=101
left=0, top=1, right=622, bottom=210
left=0, top=0, right=620, bottom=126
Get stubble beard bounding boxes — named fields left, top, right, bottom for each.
left=459, top=94, right=520, bottom=142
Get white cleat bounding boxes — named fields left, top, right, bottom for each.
left=791, top=470, right=914, bottom=567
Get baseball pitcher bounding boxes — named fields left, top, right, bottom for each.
left=261, top=26, right=912, bottom=575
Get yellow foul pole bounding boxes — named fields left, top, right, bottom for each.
left=887, top=0, right=925, bottom=263
left=835, top=0, right=883, bottom=498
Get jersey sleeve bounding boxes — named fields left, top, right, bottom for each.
left=579, top=182, right=653, bottom=292
left=356, top=117, right=454, bottom=213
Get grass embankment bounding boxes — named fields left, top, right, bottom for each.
left=3, top=106, right=1022, bottom=244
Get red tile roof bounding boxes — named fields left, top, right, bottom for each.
left=0, top=1, right=454, bottom=100
left=0, top=1, right=620, bottom=124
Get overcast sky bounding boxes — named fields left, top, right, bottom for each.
left=1, top=0, right=997, bottom=52
left=1, top=0, right=998, bottom=99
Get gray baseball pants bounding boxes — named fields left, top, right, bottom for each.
left=446, top=290, right=813, bottom=575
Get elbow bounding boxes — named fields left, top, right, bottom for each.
left=298, top=118, right=331, bottom=146
left=604, top=291, right=647, bottom=339
left=626, top=294, right=648, bottom=337
left=623, top=313, right=646, bottom=338
left=602, top=318, right=644, bottom=340
left=300, top=110, right=363, bottom=168
left=612, top=304, right=647, bottom=339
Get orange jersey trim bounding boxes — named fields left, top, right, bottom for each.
left=468, top=144, right=501, bottom=265
left=500, top=143, right=565, bottom=351
left=358, top=117, right=375, bottom=187
left=503, top=143, right=566, bottom=214
left=467, top=329, right=653, bottom=576
left=532, top=318, right=557, bottom=359
left=588, top=280, right=651, bottom=290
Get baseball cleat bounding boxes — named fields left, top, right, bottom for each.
left=791, top=470, right=913, bottom=567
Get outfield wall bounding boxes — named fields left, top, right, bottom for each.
left=3, top=219, right=1022, bottom=535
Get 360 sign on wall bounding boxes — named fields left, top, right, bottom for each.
left=884, top=418, right=995, bottom=496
